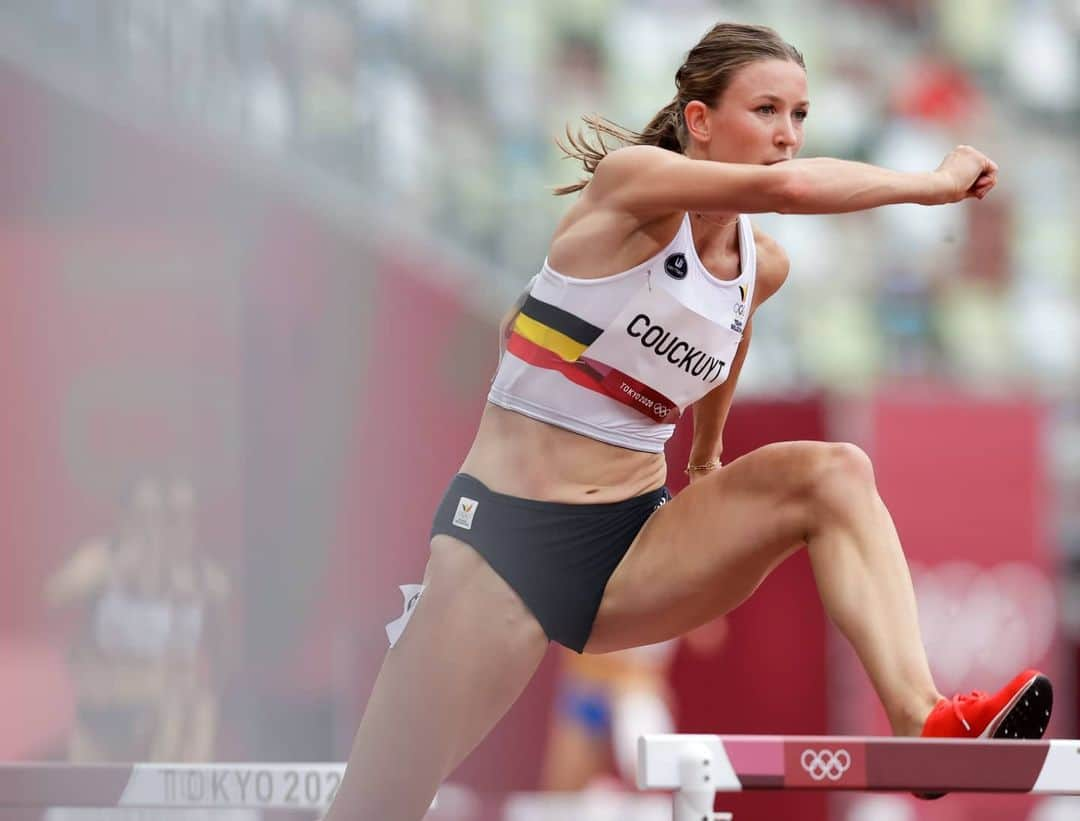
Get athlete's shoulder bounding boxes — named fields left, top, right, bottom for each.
left=591, top=145, right=677, bottom=187
left=749, top=223, right=789, bottom=305
left=598, top=144, right=672, bottom=169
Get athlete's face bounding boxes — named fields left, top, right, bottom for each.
left=691, top=58, right=809, bottom=165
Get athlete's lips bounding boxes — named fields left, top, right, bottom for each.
left=764, top=158, right=790, bottom=165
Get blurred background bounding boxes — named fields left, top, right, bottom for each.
left=0, top=0, right=1077, bottom=819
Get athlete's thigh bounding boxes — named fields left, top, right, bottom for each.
left=586, top=441, right=824, bottom=653
left=422, top=535, right=551, bottom=770
left=379, top=534, right=546, bottom=761
left=332, top=534, right=549, bottom=820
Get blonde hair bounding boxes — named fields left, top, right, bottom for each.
left=554, top=23, right=804, bottom=196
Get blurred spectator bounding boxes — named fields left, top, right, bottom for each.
left=1003, top=0, right=1079, bottom=115
left=44, top=477, right=231, bottom=762
left=290, top=1, right=363, bottom=176
left=891, top=44, right=983, bottom=126
left=152, top=478, right=232, bottom=762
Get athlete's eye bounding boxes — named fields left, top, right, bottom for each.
left=756, top=105, right=776, bottom=115
left=794, top=109, right=809, bottom=121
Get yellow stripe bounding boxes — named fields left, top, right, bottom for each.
left=514, top=313, right=587, bottom=361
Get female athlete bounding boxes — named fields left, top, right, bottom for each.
left=325, top=22, right=1050, bottom=820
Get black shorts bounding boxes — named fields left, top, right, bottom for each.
left=430, top=473, right=670, bottom=652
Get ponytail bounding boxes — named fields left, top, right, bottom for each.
left=552, top=99, right=686, bottom=196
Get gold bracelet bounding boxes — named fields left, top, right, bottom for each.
left=685, top=457, right=722, bottom=476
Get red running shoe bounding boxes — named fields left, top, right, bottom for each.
left=916, top=669, right=1053, bottom=799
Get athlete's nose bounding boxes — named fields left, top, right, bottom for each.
left=775, top=118, right=797, bottom=148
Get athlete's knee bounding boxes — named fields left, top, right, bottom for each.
left=807, top=442, right=876, bottom=519
left=827, top=441, right=875, bottom=483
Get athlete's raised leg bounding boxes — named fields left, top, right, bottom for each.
left=325, top=535, right=548, bottom=821
left=586, top=440, right=941, bottom=736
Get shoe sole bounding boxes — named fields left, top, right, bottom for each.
left=916, top=673, right=1053, bottom=800
left=988, top=673, right=1053, bottom=739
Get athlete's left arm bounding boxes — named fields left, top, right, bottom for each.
left=686, top=232, right=790, bottom=479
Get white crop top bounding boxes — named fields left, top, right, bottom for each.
left=93, top=588, right=204, bottom=659
left=488, top=213, right=757, bottom=452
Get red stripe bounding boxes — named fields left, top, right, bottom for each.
left=506, top=333, right=680, bottom=424
left=506, top=333, right=608, bottom=395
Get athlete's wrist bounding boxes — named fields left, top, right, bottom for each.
left=921, top=170, right=956, bottom=206
left=685, top=457, right=722, bottom=478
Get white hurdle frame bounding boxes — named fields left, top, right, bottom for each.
left=638, top=734, right=1080, bottom=821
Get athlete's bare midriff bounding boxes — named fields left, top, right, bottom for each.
left=457, top=403, right=667, bottom=503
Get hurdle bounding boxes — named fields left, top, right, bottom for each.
left=638, top=734, right=1080, bottom=821
left=0, top=762, right=346, bottom=809
left=5, top=740, right=1079, bottom=816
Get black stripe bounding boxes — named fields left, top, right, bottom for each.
left=519, top=295, right=603, bottom=345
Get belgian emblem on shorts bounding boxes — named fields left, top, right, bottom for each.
left=664, top=253, right=688, bottom=280
left=452, top=496, right=478, bottom=530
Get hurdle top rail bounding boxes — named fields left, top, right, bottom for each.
left=639, top=734, right=1080, bottom=821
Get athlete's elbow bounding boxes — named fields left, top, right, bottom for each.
left=771, top=165, right=810, bottom=214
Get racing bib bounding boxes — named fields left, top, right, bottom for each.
left=581, top=282, right=743, bottom=415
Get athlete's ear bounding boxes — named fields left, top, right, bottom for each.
left=684, top=100, right=711, bottom=143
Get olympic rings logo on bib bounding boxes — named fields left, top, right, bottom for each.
left=800, top=748, right=851, bottom=781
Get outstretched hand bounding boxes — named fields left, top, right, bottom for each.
left=936, top=145, right=998, bottom=202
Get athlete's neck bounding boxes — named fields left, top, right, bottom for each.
left=692, top=211, right=738, bottom=230
left=690, top=210, right=739, bottom=253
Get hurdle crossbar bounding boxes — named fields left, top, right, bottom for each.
left=0, top=762, right=345, bottom=809
left=639, top=734, right=1080, bottom=821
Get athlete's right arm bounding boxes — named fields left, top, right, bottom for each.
left=43, top=540, right=110, bottom=607
left=589, top=144, right=997, bottom=219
